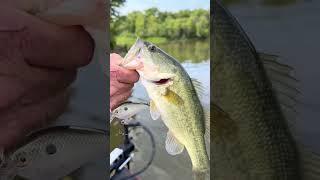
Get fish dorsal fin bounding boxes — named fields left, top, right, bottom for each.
left=299, top=146, right=320, bottom=180
left=165, top=131, right=185, bottom=155
left=150, top=100, right=161, bottom=120
left=259, top=53, right=300, bottom=125
left=191, top=78, right=205, bottom=98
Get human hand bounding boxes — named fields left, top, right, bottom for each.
left=110, top=53, right=139, bottom=111
left=0, top=6, right=94, bottom=149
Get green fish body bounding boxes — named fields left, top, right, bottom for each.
left=123, top=39, right=209, bottom=180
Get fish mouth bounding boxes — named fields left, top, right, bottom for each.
left=152, top=78, right=171, bottom=85
left=141, top=73, right=174, bottom=86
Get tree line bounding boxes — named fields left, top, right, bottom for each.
left=111, top=7, right=209, bottom=49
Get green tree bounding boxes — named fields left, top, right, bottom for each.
left=111, top=0, right=126, bottom=18
left=134, top=12, right=145, bottom=37
left=111, top=7, right=209, bottom=49
left=110, top=0, right=126, bottom=49
left=196, top=16, right=209, bottom=38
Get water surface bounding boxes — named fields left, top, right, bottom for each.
left=157, top=40, right=210, bottom=63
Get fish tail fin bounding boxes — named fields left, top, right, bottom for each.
left=193, top=169, right=209, bottom=180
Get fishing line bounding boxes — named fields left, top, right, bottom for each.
left=119, top=122, right=156, bottom=180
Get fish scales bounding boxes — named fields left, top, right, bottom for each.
left=212, top=1, right=300, bottom=179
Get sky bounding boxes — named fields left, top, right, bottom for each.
left=118, top=0, right=210, bottom=15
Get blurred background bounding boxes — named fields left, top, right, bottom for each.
left=110, top=0, right=210, bottom=180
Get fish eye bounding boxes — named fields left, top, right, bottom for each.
left=148, top=45, right=156, bottom=52
left=124, top=107, right=128, bottom=111
left=46, top=144, right=57, bottom=155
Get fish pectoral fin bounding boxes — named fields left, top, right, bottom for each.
left=212, top=103, right=239, bottom=142
left=212, top=103, right=233, bottom=123
left=300, top=146, right=320, bottom=179
left=163, top=89, right=184, bottom=106
left=191, top=78, right=205, bottom=98
left=150, top=100, right=161, bottom=120
left=165, top=131, right=185, bottom=155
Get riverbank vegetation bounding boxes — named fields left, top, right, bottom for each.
left=111, top=8, right=209, bottom=50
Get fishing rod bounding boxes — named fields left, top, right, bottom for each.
left=110, top=122, right=156, bottom=180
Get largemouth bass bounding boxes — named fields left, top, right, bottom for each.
left=0, top=126, right=107, bottom=180
left=122, top=39, right=209, bottom=180
left=212, top=0, right=320, bottom=179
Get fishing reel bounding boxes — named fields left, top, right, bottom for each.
left=110, top=123, right=155, bottom=180
left=110, top=124, right=135, bottom=179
